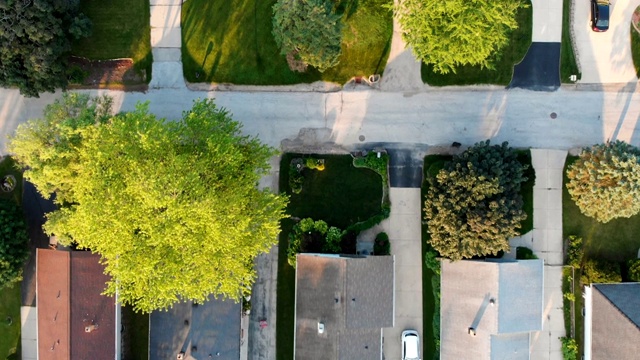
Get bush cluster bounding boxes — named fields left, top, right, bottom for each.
left=560, top=337, right=578, bottom=360
left=0, top=199, right=30, bottom=289
left=581, top=258, right=621, bottom=284
left=305, top=158, right=325, bottom=171
left=373, top=232, right=390, bottom=255
left=628, top=259, right=640, bottom=282
left=287, top=218, right=351, bottom=266
left=353, top=151, right=388, bottom=178
left=566, top=235, right=584, bottom=269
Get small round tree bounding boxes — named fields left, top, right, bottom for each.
left=0, top=200, right=29, bottom=289
left=566, top=141, right=640, bottom=223
left=272, top=0, right=342, bottom=72
left=424, top=141, right=527, bottom=260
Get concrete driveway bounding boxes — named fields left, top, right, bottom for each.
left=573, top=0, right=639, bottom=83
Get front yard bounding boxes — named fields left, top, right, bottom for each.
left=421, top=1, right=532, bottom=86
left=275, top=153, right=387, bottom=360
left=181, top=0, right=392, bottom=85
left=71, top=0, right=152, bottom=85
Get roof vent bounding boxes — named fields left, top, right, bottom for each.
left=318, top=322, right=325, bottom=334
left=490, top=298, right=495, bottom=306
left=85, top=324, right=99, bottom=333
left=468, top=327, right=476, bottom=336
left=177, top=352, right=185, bottom=360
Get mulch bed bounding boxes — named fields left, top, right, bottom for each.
left=68, top=56, right=146, bottom=88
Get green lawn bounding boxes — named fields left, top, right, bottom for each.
left=181, top=0, right=392, bottom=85
left=0, top=284, right=21, bottom=359
left=561, top=0, right=581, bottom=82
left=563, top=156, right=640, bottom=261
left=631, top=25, right=640, bottom=78
left=421, top=1, right=532, bottom=86
left=72, top=0, right=152, bottom=78
left=275, top=154, right=384, bottom=360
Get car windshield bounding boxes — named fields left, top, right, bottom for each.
left=405, top=335, right=418, bottom=359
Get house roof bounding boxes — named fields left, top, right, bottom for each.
left=36, top=249, right=116, bottom=360
left=36, top=250, right=70, bottom=360
left=440, top=259, right=543, bottom=360
left=69, top=251, right=116, bottom=360
left=294, top=254, right=394, bottom=360
left=149, top=296, right=241, bottom=360
left=591, top=283, right=640, bottom=360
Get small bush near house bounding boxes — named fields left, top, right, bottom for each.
left=516, top=246, right=537, bottom=259
left=353, top=151, right=388, bottom=179
left=0, top=200, right=29, bottom=289
left=627, top=259, right=640, bottom=282
left=581, top=259, right=622, bottom=284
left=374, top=232, right=390, bottom=255
left=305, top=157, right=325, bottom=171
left=566, top=235, right=584, bottom=269
left=560, top=336, right=578, bottom=360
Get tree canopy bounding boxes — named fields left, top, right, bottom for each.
left=0, top=199, right=29, bottom=289
left=0, top=0, right=91, bottom=97
left=9, top=94, right=288, bottom=312
left=566, top=141, right=640, bottom=223
left=424, top=141, right=527, bottom=260
left=396, top=0, right=526, bottom=74
left=272, top=0, right=342, bottom=72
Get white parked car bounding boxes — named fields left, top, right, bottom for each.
left=402, top=330, right=421, bottom=360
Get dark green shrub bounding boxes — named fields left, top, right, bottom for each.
left=323, top=226, right=342, bottom=253
left=581, top=259, right=621, bottom=284
left=425, top=248, right=441, bottom=276
left=516, top=246, right=538, bottom=259
left=287, top=218, right=329, bottom=266
left=566, top=235, right=584, bottom=269
left=627, top=259, right=640, bottom=282
left=560, top=337, right=578, bottom=360
left=340, top=230, right=357, bottom=254
left=374, top=232, right=390, bottom=255
left=353, top=151, right=388, bottom=178
left=305, top=157, right=325, bottom=171
left=0, top=199, right=29, bottom=289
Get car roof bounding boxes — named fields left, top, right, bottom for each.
left=404, top=333, right=419, bottom=359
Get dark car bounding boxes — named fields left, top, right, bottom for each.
left=591, top=0, right=610, bottom=32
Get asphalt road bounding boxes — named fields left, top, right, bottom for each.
left=510, top=42, right=561, bottom=91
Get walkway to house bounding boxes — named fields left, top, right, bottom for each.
left=511, top=149, right=567, bottom=360
left=149, top=0, right=185, bottom=89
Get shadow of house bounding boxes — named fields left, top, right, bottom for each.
left=440, top=259, right=544, bottom=360
left=36, top=249, right=120, bottom=360
left=583, top=283, right=640, bottom=360
left=149, top=296, right=241, bottom=360
left=294, top=254, right=395, bottom=360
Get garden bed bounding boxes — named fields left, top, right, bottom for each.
left=68, top=57, right=146, bottom=87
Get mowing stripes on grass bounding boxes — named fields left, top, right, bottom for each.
left=182, top=0, right=392, bottom=85
left=72, top=0, right=152, bottom=78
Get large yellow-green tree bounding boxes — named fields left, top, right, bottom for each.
left=9, top=94, right=288, bottom=312
left=396, top=0, right=526, bottom=74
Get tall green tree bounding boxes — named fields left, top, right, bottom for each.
left=272, top=0, right=342, bottom=72
left=0, top=0, right=92, bottom=97
left=424, top=141, right=527, bottom=260
left=396, top=0, right=526, bottom=74
left=0, top=199, right=29, bottom=289
left=9, top=94, right=288, bottom=312
left=566, top=141, right=640, bottom=223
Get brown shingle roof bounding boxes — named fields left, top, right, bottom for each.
left=37, top=249, right=70, bottom=360
left=37, top=249, right=116, bottom=360
left=70, top=251, right=115, bottom=360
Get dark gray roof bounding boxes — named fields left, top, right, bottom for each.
left=149, top=296, right=241, bottom=360
left=294, top=254, right=394, bottom=360
left=591, top=283, right=640, bottom=360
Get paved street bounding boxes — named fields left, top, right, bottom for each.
left=4, top=87, right=640, bottom=153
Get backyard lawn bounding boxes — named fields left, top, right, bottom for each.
left=0, top=284, right=21, bottom=359
left=276, top=154, right=385, bottom=360
left=182, top=0, right=392, bottom=85
left=421, top=1, right=532, bottom=86
left=72, top=0, right=152, bottom=81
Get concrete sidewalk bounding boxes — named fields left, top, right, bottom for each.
left=149, top=0, right=185, bottom=89
left=20, top=306, right=37, bottom=360
left=383, top=188, right=423, bottom=360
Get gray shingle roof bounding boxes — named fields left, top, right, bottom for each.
left=294, top=254, right=394, bottom=360
left=591, top=283, right=640, bottom=360
left=440, top=259, right=544, bottom=360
